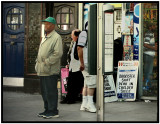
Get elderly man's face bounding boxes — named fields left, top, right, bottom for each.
left=44, top=22, right=55, bottom=33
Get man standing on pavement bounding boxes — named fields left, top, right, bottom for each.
left=77, top=22, right=96, bottom=113
left=60, top=29, right=84, bottom=104
left=35, top=17, right=63, bottom=119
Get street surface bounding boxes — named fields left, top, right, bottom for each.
left=2, top=91, right=158, bottom=122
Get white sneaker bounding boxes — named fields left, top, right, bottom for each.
left=80, top=104, right=87, bottom=111
left=86, top=103, right=96, bottom=113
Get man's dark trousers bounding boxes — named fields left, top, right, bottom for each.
left=66, top=71, right=84, bottom=102
left=40, top=75, right=59, bottom=114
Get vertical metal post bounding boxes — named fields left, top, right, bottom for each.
left=138, top=3, right=143, bottom=99
left=97, top=3, right=104, bottom=121
left=78, top=3, right=83, bottom=31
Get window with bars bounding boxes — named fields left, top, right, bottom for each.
left=115, top=9, right=122, bottom=21
left=56, top=7, right=74, bottom=31
left=7, top=8, right=23, bottom=30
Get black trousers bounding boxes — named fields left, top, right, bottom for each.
left=40, top=75, right=59, bottom=114
left=66, top=71, right=84, bottom=102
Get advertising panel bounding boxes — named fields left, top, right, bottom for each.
left=104, top=75, right=118, bottom=102
left=116, top=61, right=139, bottom=101
left=133, top=3, right=140, bottom=60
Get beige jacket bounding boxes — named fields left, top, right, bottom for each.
left=35, top=30, right=63, bottom=76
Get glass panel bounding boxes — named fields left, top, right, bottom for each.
left=70, top=14, right=74, bottom=24
left=62, top=14, right=69, bottom=24
left=61, top=25, right=69, bottom=30
left=62, top=7, right=69, bottom=13
left=7, top=8, right=23, bottom=30
left=56, top=7, right=74, bottom=31
left=20, top=14, right=23, bottom=24
left=7, top=15, right=11, bottom=24
left=11, top=15, right=19, bottom=24
left=13, top=8, right=19, bottom=13
left=116, top=10, right=122, bottom=21
left=69, top=24, right=73, bottom=28
left=57, top=9, right=61, bottom=13
left=57, top=25, right=61, bottom=29
left=70, top=8, right=73, bottom=13
left=143, top=3, right=158, bottom=96
left=56, top=14, right=60, bottom=24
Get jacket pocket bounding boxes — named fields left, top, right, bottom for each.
left=43, top=63, right=51, bottom=73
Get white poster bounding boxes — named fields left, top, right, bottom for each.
left=104, top=75, right=118, bottom=103
left=105, top=13, right=113, bottom=34
left=104, top=12, right=114, bottom=73
left=116, top=61, right=139, bottom=101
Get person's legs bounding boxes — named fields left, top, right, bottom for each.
left=143, top=54, right=154, bottom=90
left=86, top=75, right=97, bottom=113
left=66, top=72, right=76, bottom=103
left=86, top=85, right=96, bottom=113
left=44, top=75, right=59, bottom=116
left=38, top=76, right=48, bottom=117
left=80, top=84, right=88, bottom=110
left=61, top=71, right=84, bottom=104
left=72, top=71, right=84, bottom=102
left=88, top=88, right=95, bottom=96
left=80, top=71, right=96, bottom=112
left=80, top=70, right=88, bottom=110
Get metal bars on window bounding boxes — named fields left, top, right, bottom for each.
left=7, top=8, right=23, bottom=30
left=56, top=7, right=74, bottom=30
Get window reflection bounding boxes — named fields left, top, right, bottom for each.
left=62, top=14, right=69, bottom=24
left=56, top=7, right=74, bottom=31
left=143, top=3, right=158, bottom=96
left=61, top=25, right=69, bottom=30
left=7, top=8, right=23, bottom=30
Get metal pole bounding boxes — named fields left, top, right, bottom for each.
left=138, top=3, right=143, bottom=99
left=97, top=3, right=104, bottom=121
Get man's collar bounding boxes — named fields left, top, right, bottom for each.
left=44, top=30, right=55, bottom=38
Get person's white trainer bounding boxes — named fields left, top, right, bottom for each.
left=80, top=104, right=87, bottom=111
left=86, top=103, right=96, bottom=113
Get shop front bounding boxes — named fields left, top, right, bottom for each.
left=3, top=2, right=158, bottom=99
left=82, top=3, right=158, bottom=102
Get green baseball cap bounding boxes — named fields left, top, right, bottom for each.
left=41, top=17, right=56, bottom=24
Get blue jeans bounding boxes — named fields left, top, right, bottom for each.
left=40, top=75, right=59, bottom=114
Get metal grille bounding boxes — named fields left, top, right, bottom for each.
left=56, top=7, right=74, bottom=30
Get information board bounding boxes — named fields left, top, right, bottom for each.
left=104, top=12, right=114, bottom=73
left=104, top=75, right=118, bottom=102
left=116, top=61, right=139, bottom=101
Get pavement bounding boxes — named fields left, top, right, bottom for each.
left=2, top=91, right=158, bottom=122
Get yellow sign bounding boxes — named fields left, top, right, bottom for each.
left=108, top=3, right=122, bottom=8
